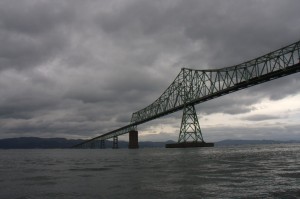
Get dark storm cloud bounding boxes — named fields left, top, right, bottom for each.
left=0, top=0, right=300, bottom=139
left=97, top=0, right=300, bottom=68
left=177, top=0, right=300, bottom=68
left=0, top=0, right=75, bottom=71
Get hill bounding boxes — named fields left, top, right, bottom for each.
left=0, top=137, right=299, bottom=149
left=0, top=137, right=175, bottom=149
left=214, top=139, right=300, bottom=146
left=0, top=137, right=84, bottom=149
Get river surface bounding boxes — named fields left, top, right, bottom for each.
left=0, top=144, right=299, bottom=199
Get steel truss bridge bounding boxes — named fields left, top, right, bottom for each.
left=74, top=40, right=300, bottom=149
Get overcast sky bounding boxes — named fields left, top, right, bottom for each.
left=0, top=0, right=300, bottom=142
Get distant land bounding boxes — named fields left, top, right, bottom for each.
left=0, top=137, right=299, bottom=149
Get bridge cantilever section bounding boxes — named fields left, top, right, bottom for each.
left=73, top=40, right=300, bottom=148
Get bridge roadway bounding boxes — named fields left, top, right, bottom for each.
left=73, top=40, right=300, bottom=148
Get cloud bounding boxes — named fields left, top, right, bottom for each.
left=0, top=1, right=75, bottom=71
left=242, top=114, right=281, bottom=121
left=203, top=124, right=300, bottom=142
left=0, top=0, right=300, bottom=140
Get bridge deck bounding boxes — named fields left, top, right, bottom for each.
left=73, top=40, right=300, bottom=148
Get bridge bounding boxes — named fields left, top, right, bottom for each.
left=73, top=39, right=300, bottom=149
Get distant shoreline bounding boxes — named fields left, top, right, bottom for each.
left=0, top=137, right=299, bottom=149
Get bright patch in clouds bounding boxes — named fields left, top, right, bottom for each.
left=137, top=94, right=300, bottom=142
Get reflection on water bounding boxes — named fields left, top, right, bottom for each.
left=0, top=144, right=299, bottom=199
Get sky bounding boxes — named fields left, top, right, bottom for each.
left=0, top=0, right=300, bottom=142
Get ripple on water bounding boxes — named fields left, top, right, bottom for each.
left=0, top=144, right=299, bottom=199
left=69, top=167, right=112, bottom=172
left=278, top=172, right=300, bottom=178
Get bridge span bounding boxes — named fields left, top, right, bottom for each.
left=73, top=40, right=300, bottom=149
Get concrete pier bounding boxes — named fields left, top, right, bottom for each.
left=128, top=130, right=139, bottom=149
left=165, top=142, right=214, bottom=148
left=112, top=136, right=118, bottom=149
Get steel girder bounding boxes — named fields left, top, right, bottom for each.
left=178, top=105, right=204, bottom=143
left=73, top=125, right=136, bottom=148
left=73, top=40, right=300, bottom=148
left=131, top=40, right=300, bottom=124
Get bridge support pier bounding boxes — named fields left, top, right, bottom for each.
left=166, top=104, right=214, bottom=148
left=112, top=136, right=118, bottom=149
left=178, top=104, right=204, bottom=143
left=100, top=140, right=105, bottom=149
left=128, top=130, right=139, bottom=149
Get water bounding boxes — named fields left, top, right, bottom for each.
left=0, top=144, right=299, bottom=199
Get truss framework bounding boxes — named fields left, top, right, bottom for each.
left=178, top=105, right=204, bottom=143
left=131, top=40, right=300, bottom=124
left=73, top=40, right=300, bottom=148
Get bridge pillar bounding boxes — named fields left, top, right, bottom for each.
left=112, top=136, right=118, bottom=149
left=178, top=104, right=204, bottom=143
left=100, top=140, right=105, bottom=149
left=166, top=104, right=214, bottom=148
left=128, top=130, right=139, bottom=149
